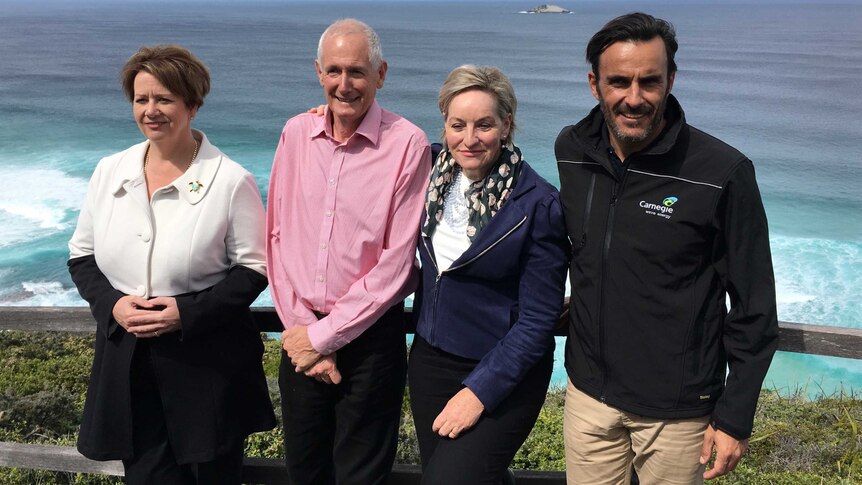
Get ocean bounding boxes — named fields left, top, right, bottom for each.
left=1, top=0, right=860, bottom=396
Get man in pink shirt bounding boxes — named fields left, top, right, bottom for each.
left=266, top=18, right=431, bottom=485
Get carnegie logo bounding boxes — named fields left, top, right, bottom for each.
left=639, top=200, right=674, bottom=214
left=639, top=196, right=678, bottom=219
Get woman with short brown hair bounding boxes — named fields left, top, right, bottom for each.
left=69, top=44, right=275, bottom=485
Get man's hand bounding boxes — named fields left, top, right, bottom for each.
left=304, top=354, right=342, bottom=385
left=282, top=326, right=323, bottom=372
left=307, top=105, right=327, bottom=116
left=700, top=424, right=748, bottom=480
left=431, top=387, right=484, bottom=439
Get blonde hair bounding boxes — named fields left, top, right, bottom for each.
left=438, top=64, right=517, bottom=145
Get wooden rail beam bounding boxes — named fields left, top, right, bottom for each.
left=0, top=442, right=564, bottom=484
left=1, top=306, right=860, bottom=359
left=773, top=321, right=862, bottom=360
left=0, top=441, right=123, bottom=476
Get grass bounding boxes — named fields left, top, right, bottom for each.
left=1, top=331, right=861, bottom=484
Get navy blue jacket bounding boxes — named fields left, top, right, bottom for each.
left=414, top=161, right=570, bottom=411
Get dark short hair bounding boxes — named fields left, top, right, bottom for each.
left=120, top=44, right=210, bottom=108
left=586, top=12, right=678, bottom=78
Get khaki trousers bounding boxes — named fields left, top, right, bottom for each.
left=564, top=380, right=709, bottom=485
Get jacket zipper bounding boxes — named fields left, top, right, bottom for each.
left=422, top=215, right=528, bottom=342
left=598, top=170, right=628, bottom=402
left=447, top=216, right=527, bottom=272
left=421, top=237, right=441, bottom=343
left=579, top=173, right=596, bottom=248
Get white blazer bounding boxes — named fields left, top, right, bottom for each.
left=69, top=130, right=266, bottom=298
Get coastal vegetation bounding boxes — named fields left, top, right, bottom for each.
left=1, top=331, right=860, bottom=484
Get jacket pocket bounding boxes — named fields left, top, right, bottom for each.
left=575, top=173, right=597, bottom=249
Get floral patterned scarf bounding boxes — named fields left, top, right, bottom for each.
left=422, top=144, right=523, bottom=242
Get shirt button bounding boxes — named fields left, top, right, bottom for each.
left=136, top=285, right=146, bottom=296
left=140, top=232, right=151, bottom=242
left=329, top=178, right=336, bottom=185
left=325, top=210, right=333, bottom=217
left=317, top=275, right=325, bottom=282
left=320, top=243, right=327, bottom=249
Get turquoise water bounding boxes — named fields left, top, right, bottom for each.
left=1, top=0, right=860, bottom=396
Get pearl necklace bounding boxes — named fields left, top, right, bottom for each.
left=144, top=139, right=199, bottom=176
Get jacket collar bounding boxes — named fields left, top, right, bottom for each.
left=112, top=130, right=221, bottom=205
left=469, top=161, right=537, bottom=244
left=311, top=100, right=383, bottom=146
left=426, top=162, right=540, bottom=264
left=573, top=94, right=685, bottom=173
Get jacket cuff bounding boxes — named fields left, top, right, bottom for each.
left=174, top=265, right=267, bottom=342
left=67, top=255, right=125, bottom=340
left=710, top=416, right=750, bottom=441
left=463, top=369, right=506, bottom=413
left=99, top=292, right=125, bottom=339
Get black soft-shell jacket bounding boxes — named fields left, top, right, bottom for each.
left=555, top=95, right=778, bottom=440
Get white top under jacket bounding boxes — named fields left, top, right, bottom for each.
left=431, top=168, right=473, bottom=272
left=69, top=130, right=266, bottom=298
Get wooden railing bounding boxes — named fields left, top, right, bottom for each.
left=1, top=306, right=861, bottom=483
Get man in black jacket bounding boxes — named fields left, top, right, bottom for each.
left=556, top=12, right=779, bottom=484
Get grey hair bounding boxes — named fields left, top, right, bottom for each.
left=317, top=19, right=384, bottom=69
left=438, top=64, right=517, bottom=146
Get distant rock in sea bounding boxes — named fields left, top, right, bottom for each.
left=523, top=4, right=572, bottom=14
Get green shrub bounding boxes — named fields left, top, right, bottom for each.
left=2, top=331, right=862, bottom=484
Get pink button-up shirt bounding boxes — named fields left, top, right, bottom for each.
left=266, top=101, right=431, bottom=355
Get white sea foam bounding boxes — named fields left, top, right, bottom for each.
left=775, top=289, right=816, bottom=305
left=771, top=235, right=862, bottom=327
left=3, top=281, right=84, bottom=307
left=0, top=166, right=88, bottom=248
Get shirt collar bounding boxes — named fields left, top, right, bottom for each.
left=599, top=123, right=613, bottom=155
left=111, top=141, right=148, bottom=196
left=312, top=100, right=383, bottom=146
left=111, top=130, right=220, bottom=205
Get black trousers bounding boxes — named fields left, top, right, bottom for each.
left=279, top=304, right=407, bottom=485
left=122, top=342, right=244, bottom=485
left=408, top=335, right=553, bottom=485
